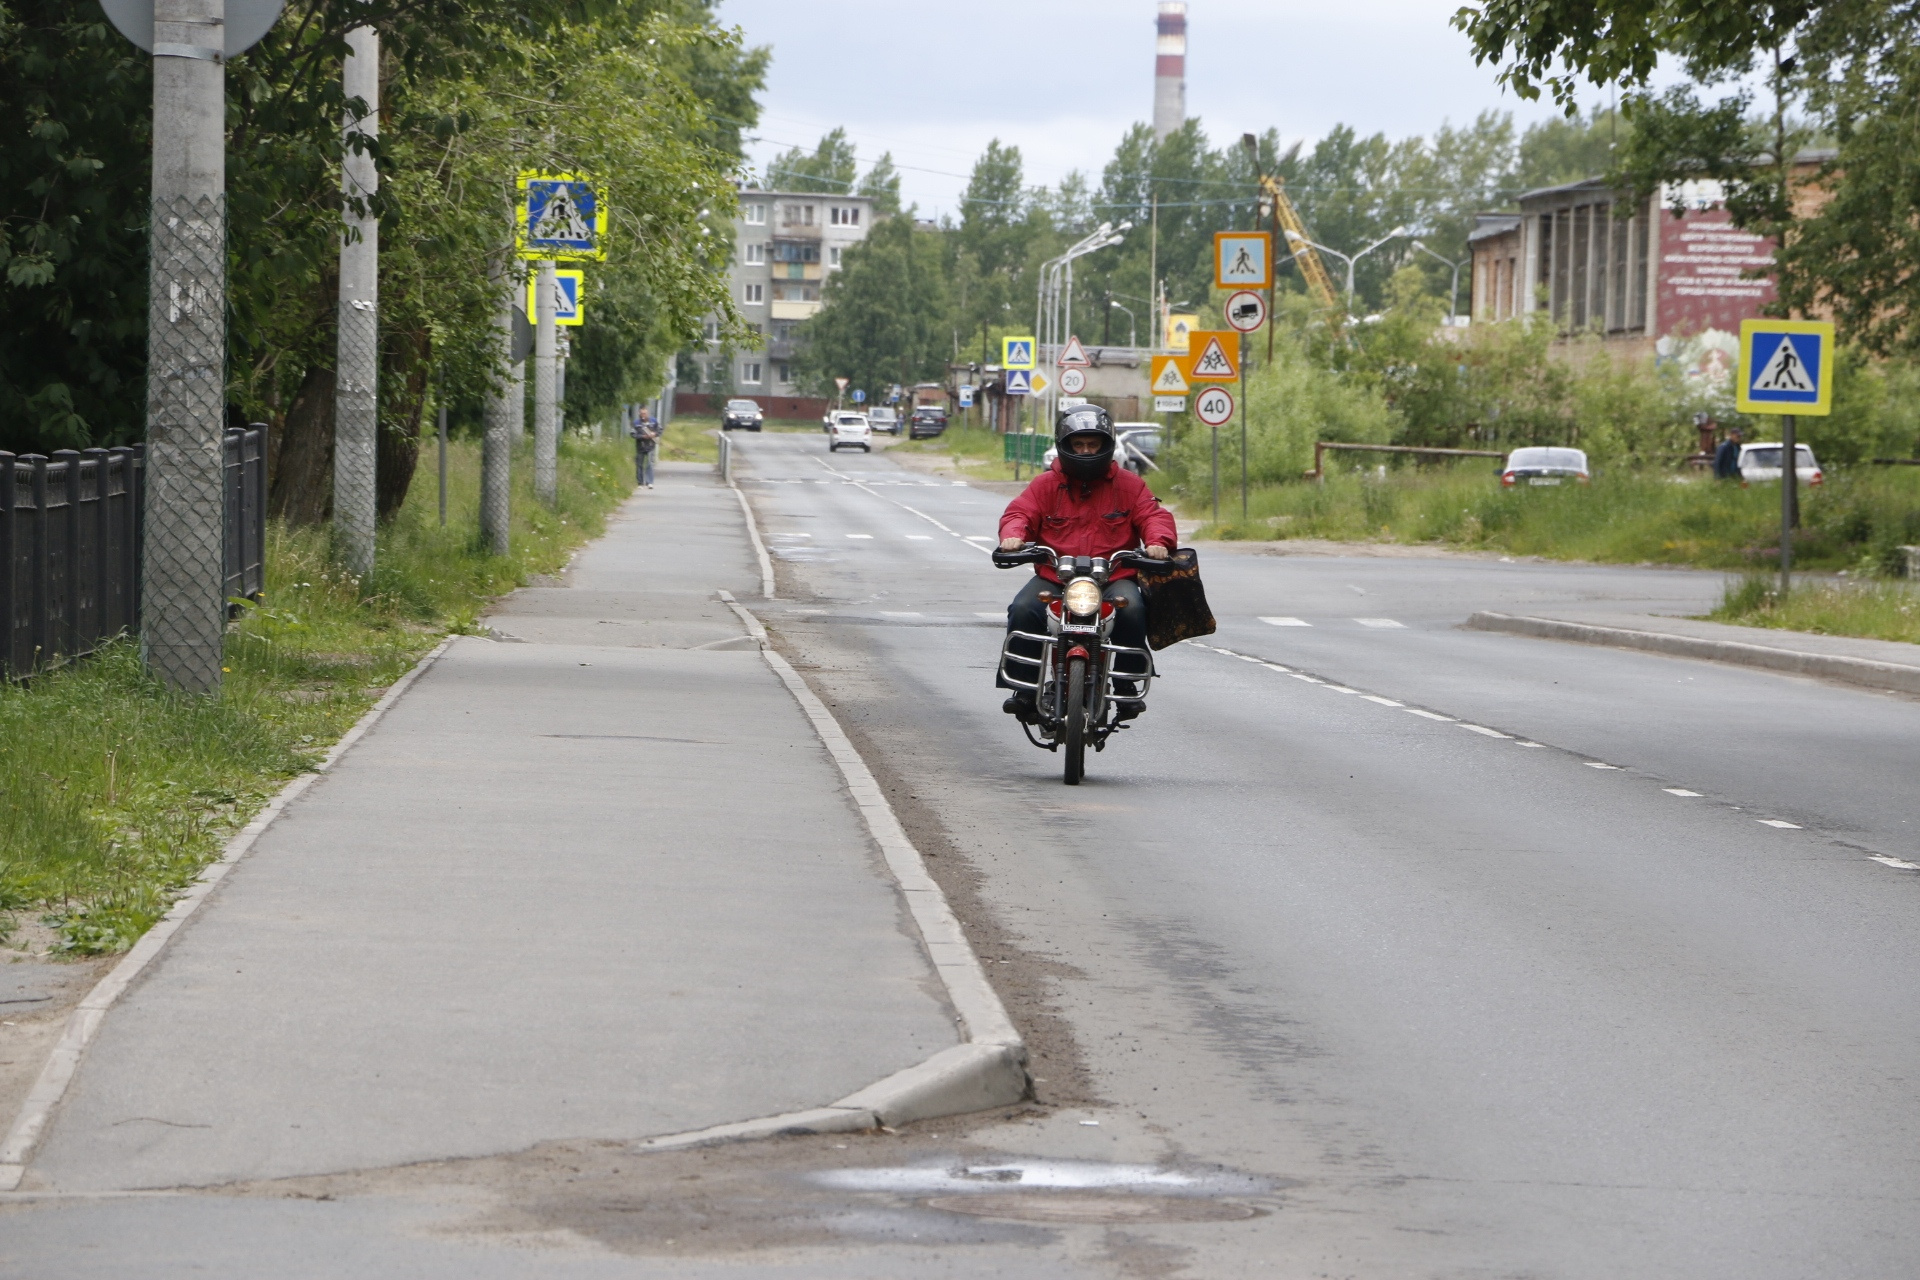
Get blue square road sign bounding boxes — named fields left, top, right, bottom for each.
left=1737, top=319, right=1833, bottom=416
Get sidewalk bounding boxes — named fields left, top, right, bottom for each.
left=23, top=463, right=967, bottom=1192
left=1468, top=607, right=1920, bottom=696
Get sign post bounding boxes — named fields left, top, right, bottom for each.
left=1736, top=319, right=1834, bottom=595
left=517, top=172, right=605, bottom=507
left=1194, top=386, right=1236, bottom=527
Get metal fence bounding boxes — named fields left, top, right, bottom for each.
left=0, top=425, right=266, bottom=678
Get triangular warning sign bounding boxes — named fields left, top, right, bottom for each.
left=1753, top=335, right=1814, bottom=393
left=1188, top=332, right=1238, bottom=381
left=1150, top=355, right=1190, bottom=394
left=1057, top=336, right=1090, bottom=368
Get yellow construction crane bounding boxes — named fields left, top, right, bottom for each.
left=1255, top=173, right=1340, bottom=315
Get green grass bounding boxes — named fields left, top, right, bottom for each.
left=1172, top=463, right=1920, bottom=573
left=895, top=421, right=1033, bottom=482
left=0, top=434, right=634, bottom=953
left=657, top=415, right=720, bottom=463
left=1710, top=574, right=1920, bottom=644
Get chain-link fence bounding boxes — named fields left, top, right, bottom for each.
left=141, top=193, right=228, bottom=694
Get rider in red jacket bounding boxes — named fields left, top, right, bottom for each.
left=997, top=404, right=1177, bottom=721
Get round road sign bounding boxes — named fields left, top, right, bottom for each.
left=1195, top=386, right=1235, bottom=426
left=1058, top=367, right=1087, bottom=395
left=1225, top=290, right=1267, bottom=332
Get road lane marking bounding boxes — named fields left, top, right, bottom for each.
left=1584, top=762, right=1622, bottom=770
left=1459, top=724, right=1511, bottom=738
left=1664, top=788, right=1703, bottom=796
left=880, top=611, right=923, bottom=618
left=1260, top=617, right=1310, bottom=627
left=771, top=532, right=812, bottom=538
left=1290, top=674, right=1324, bottom=684
left=846, top=533, right=874, bottom=539
left=1405, top=708, right=1454, bottom=721
left=905, top=535, right=933, bottom=540
left=1355, top=618, right=1404, bottom=628
left=1362, top=695, right=1403, bottom=706
left=1325, top=685, right=1360, bottom=694
left=1758, top=819, right=1801, bottom=829
left=1870, top=856, right=1920, bottom=870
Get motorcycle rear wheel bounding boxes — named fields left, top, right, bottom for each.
left=1063, top=656, right=1087, bottom=785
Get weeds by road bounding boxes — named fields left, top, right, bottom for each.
left=1711, top=575, right=1920, bottom=645
left=1175, top=464, right=1920, bottom=575
left=897, top=422, right=1029, bottom=482
left=657, top=415, right=720, bottom=463
left=0, top=435, right=633, bottom=954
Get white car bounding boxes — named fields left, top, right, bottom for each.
left=1738, top=442, right=1823, bottom=486
left=867, top=407, right=901, bottom=435
left=827, top=412, right=872, bottom=453
left=1500, top=446, right=1590, bottom=487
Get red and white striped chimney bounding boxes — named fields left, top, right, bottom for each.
left=1154, top=2, right=1187, bottom=140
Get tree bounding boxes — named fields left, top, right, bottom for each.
left=799, top=215, right=948, bottom=398
left=857, top=151, right=901, bottom=214
left=765, top=126, right=857, bottom=193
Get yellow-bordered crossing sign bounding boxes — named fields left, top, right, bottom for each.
left=1736, top=319, right=1833, bottom=416
left=517, top=172, right=608, bottom=261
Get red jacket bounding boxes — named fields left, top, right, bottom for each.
left=998, top=460, right=1179, bottom=583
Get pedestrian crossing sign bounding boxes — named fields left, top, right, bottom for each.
left=1003, top=336, right=1036, bottom=370
left=1003, top=368, right=1033, bottom=396
left=516, top=171, right=608, bottom=261
left=1736, top=319, right=1833, bottom=415
left=1186, top=331, right=1239, bottom=381
left=1213, top=231, right=1273, bottom=289
left=525, top=269, right=585, bottom=326
left=1149, top=354, right=1191, bottom=395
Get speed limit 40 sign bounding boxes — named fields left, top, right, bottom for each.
left=1194, top=386, right=1235, bottom=426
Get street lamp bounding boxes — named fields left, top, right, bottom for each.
left=1033, top=220, right=1131, bottom=420
left=1109, top=298, right=1137, bottom=348
left=1283, top=225, right=1410, bottom=311
left=1410, top=240, right=1467, bottom=323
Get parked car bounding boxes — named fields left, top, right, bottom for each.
left=908, top=407, right=948, bottom=440
left=1500, top=446, right=1590, bottom=487
left=1116, top=424, right=1162, bottom=473
left=827, top=412, right=872, bottom=453
left=867, top=407, right=901, bottom=435
left=720, top=398, right=764, bottom=432
left=1738, top=441, right=1823, bottom=486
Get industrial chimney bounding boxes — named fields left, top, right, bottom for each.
left=1153, top=2, right=1186, bottom=140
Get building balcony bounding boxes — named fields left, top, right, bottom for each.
left=771, top=299, right=822, bottom=320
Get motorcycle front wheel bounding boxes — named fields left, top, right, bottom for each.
left=1063, top=655, right=1087, bottom=785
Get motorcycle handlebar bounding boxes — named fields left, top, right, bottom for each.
left=992, top=544, right=1180, bottom=571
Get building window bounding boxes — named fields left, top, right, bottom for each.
left=829, top=246, right=842, bottom=267
left=831, top=206, right=860, bottom=227
left=776, top=361, right=791, bottom=384
left=744, top=203, right=766, bottom=225
left=772, top=321, right=795, bottom=341
left=784, top=203, right=815, bottom=227
left=744, top=242, right=765, bottom=265
left=703, top=318, right=720, bottom=343
left=772, top=283, right=818, bottom=303
left=746, top=323, right=763, bottom=337
left=741, top=362, right=763, bottom=385
left=742, top=282, right=764, bottom=304
left=771, top=241, right=819, bottom=264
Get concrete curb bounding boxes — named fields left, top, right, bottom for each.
left=0, top=637, right=457, bottom=1192
left=1467, top=611, right=1920, bottom=696
left=718, top=584, right=1030, bottom=1133
left=722, top=439, right=777, bottom=599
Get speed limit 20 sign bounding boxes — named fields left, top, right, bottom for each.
left=1194, top=386, right=1235, bottom=426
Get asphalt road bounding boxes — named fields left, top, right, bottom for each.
left=6, top=433, right=1915, bottom=1276
left=731, top=430, right=1920, bottom=1277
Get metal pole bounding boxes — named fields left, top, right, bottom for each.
left=1780, top=413, right=1797, bottom=595
left=333, top=25, right=379, bottom=582
left=479, top=258, right=513, bottom=555
left=140, top=0, right=227, bottom=693
left=436, top=398, right=447, bottom=527
left=1239, top=332, right=1249, bottom=520
left=533, top=260, right=558, bottom=505
left=1211, top=423, right=1220, bottom=527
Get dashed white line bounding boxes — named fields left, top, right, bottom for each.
left=1325, top=685, right=1360, bottom=695
left=1869, top=856, right=1920, bottom=870
left=1758, top=819, right=1801, bottom=829
left=1584, top=762, right=1622, bottom=770
left=1404, top=708, right=1454, bottom=722
left=1459, top=724, right=1511, bottom=739
left=1664, top=788, right=1703, bottom=797
left=1260, top=616, right=1311, bottom=627
left=1290, top=673, right=1324, bottom=684
left=879, top=611, right=923, bottom=618
left=1355, top=618, right=1405, bottom=628
left=905, top=534, right=933, bottom=540
left=846, top=533, right=874, bottom=540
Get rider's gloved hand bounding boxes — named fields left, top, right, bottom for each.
left=1000, top=538, right=1025, bottom=551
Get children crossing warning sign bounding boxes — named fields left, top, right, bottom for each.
left=1186, top=331, right=1239, bottom=381
left=1149, top=354, right=1190, bottom=395
left=1736, top=319, right=1833, bottom=415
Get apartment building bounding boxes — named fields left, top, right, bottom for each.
left=691, top=189, right=875, bottom=397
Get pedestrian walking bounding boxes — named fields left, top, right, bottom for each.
left=1713, top=425, right=1744, bottom=480
left=631, top=406, right=660, bottom=488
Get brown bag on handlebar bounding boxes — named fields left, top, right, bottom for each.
left=1138, top=547, right=1216, bottom=650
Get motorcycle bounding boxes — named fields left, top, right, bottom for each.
left=993, top=544, right=1164, bottom=785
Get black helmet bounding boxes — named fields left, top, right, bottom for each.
left=1054, top=403, right=1116, bottom=482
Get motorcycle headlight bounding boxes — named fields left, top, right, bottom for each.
left=1063, top=579, right=1103, bottom=616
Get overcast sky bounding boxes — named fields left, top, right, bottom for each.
left=715, top=0, right=1614, bottom=217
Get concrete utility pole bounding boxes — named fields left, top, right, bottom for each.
left=479, top=259, right=513, bottom=555
left=533, top=261, right=558, bottom=505
left=140, top=0, right=229, bottom=694
left=333, top=25, right=379, bottom=580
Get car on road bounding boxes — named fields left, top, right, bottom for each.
left=1738, top=441, right=1823, bottom=486
left=1500, top=446, right=1589, bottom=487
left=908, top=407, right=948, bottom=440
left=1116, top=424, right=1162, bottom=473
left=720, top=398, right=764, bottom=432
left=867, top=407, right=901, bottom=435
left=827, top=412, right=872, bottom=453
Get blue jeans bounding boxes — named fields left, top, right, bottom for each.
left=636, top=443, right=655, bottom=486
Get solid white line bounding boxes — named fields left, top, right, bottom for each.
left=1260, top=616, right=1310, bottom=627
left=1405, top=708, right=1454, bottom=721
left=1664, top=788, right=1703, bottom=796
left=1459, top=724, right=1511, bottom=738
left=0, top=637, right=457, bottom=1190
left=1355, top=618, right=1405, bottom=628
left=1869, top=855, right=1920, bottom=870
left=1758, top=819, right=1801, bottom=829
